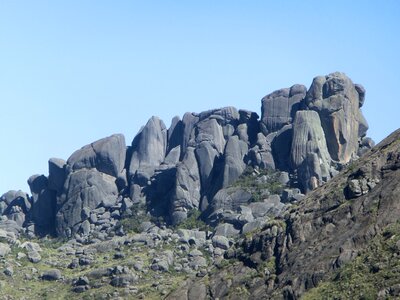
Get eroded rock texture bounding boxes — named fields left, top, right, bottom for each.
left=0, top=72, right=373, bottom=236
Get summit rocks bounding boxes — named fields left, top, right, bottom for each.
left=0, top=72, right=372, bottom=238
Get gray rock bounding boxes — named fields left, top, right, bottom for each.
left=28, top=174, right=56, bottom=234
left=80, top=220, right=91, bottom=236
left=242, top=219, right=268, bottom=234
left=221, top=136, right=248, bottom=187
left=212, top=235, right=230, bottom=250
left=176, top=229, right=207, bottom=245
left=129, top=116, right=167, bottom=184
left=41, top=269, right=62, bottom=281
left=354, top=83, right=365, bottom=107
left=290, top=110, right=331, bottom=192
left=195, top=118, right=226, bottom=154
left=56, top=169, right=118, bottom=237
left=195, top=141, right=219, bottom=193
left=214, top=223, right=240, bottom=237
left=27, top=251, right=42, bottom=263
left=189, top=256, right=207, bottom=269
left=87, top=268, right=111, bottom=279
left=20, top=241, right=42, bottom=252
left=164, top=145, right=181, bottom=166
left=181, top=112, right=200, bottom=159
left=167, top=116, right=183, bottom=153
left=72, top=285, right=88, bottom=293
left=261, top=84, right=306, bottom=134
left=48, top=158, right=66, bottom=193
left=68, top=134, right=126, bottom=178
left=3, top=266, right=13, bottom=277
left=170, top=147, right=201, bottom=225
left=305, top=72, right=367, bottom=163
left=110, top=274, right=137, bottom=287
left=0, top=243, right=10, bottom=257
left=271, top=125, right=293, bottom=170
left=74, top=276, right=90, bottom=286
left=0, top=190, right=31, bottom=215
left=210, top=187, right=252, bottom=213
left=278, top=172, right=290, bottom=185
left=249, top=199, right=284, bottom=218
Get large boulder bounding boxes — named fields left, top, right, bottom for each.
left=261, top=84, right=306, bottom=134
left=56, top=134, right=126, bottom=237
left=290, top=110, right=331, bottom=192
left=47, top=158, right=66, bottom=194
left=169, top=147, right=201, bottom=225
left=56, top=169, right=118, bottom=236
left=305, top=72, right=366, bottom=163
left=221, top=136, right=248, bottom=187
left=0, top=190, right=31, bottom=228
left=28, top=174, right=57, bottom=235
left=68, top=134, right=126, bottom=179
left=128, top=116, right=167, bottom=184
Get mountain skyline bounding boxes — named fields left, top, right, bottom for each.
left=1, top=1, right=399, bottom=193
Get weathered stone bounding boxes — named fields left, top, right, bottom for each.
left=48, top=158, right=66, bottom=193
left=28, top=174, right=56, bottom=234
left=242, top=219, right=268, bottom=234
left=305, top=72, right=366, bottom=163
left=0, top=243, right=10, bottom=257
left=291, top=110, right=331, bottom=192
left=214, top=223, right=240, bottom=237
left=68, top=134, right=126, bottom=178
left=212, top=235, right=230, bottom=250
left=261, top=84, right=306, bottom=134
left=170, top=147, right=201, bottom=224
left=129, top=116, right=167, bottom=184
left=221, top=136, right=248, bottom=187
left=41, top=269, right=62, bottom=281
left=56, top=169, right=118, bottom=237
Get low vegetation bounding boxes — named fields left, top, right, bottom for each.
left=233, top=166, right=284, bottom=202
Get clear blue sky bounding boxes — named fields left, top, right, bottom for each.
left=1, top=1, right=399, bottom=193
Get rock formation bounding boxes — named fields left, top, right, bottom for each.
left=0, top=72, right=372, bottom=238
left=1, top=72, right=397, bottom=300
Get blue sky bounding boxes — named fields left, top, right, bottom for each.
left=0, top=1, right=399, bottom=193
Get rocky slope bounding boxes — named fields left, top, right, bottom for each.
left=0, top=71, right=385, bottom=299
left=168, top=128, right=400, bottom=300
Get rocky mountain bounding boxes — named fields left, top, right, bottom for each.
left=0, top=71, right=388, bottom=299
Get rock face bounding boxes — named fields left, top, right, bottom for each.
left=261, top=84, right=307, bottom=134
left=0, top=72, right=373, bottom=236
left=290, top=110, right=331, bottom=192
left=305, top=72, right=366, bottom=163
left=55, top=134, right=126, bottom=237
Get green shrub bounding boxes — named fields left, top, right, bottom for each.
left=175, top=209, right=211, bottom=231
left=233, top=166, right=284, bottom=202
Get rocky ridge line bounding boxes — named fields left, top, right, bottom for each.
left=0, top=72, right=372, bottom=242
